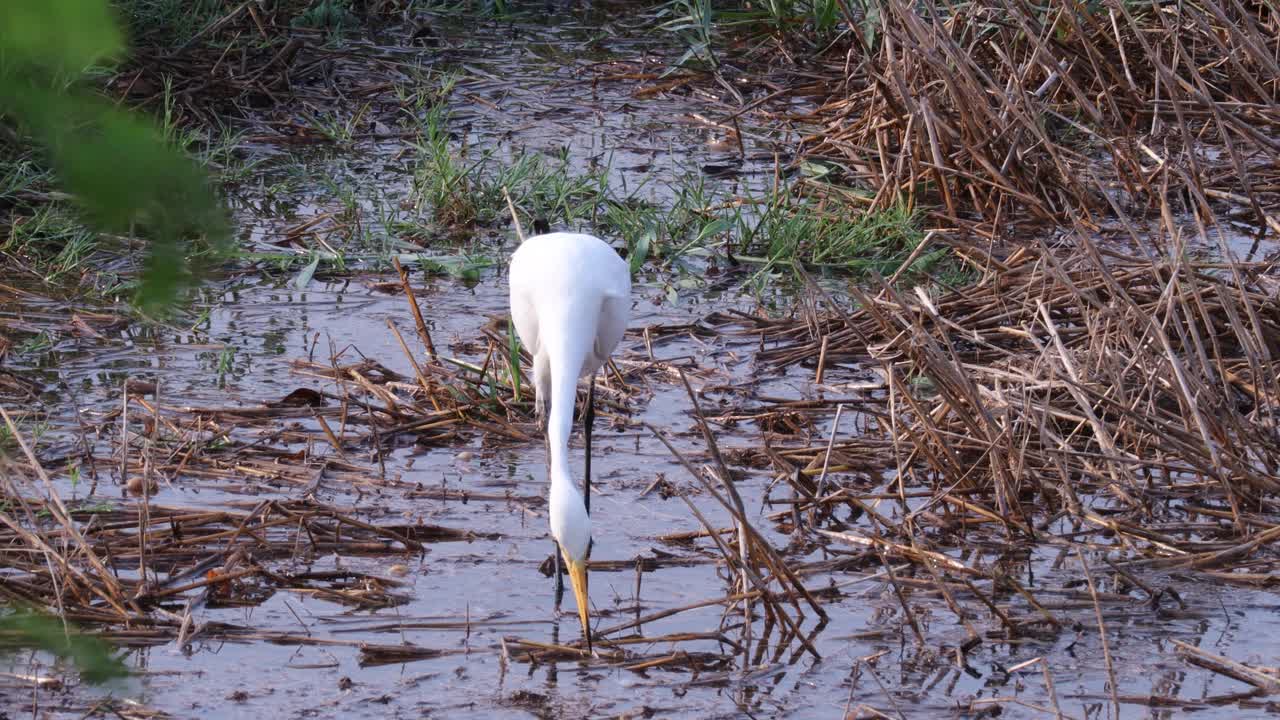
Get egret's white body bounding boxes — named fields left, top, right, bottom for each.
left=508, top=232, right=630, bottom=643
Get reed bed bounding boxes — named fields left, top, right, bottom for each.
left=689, top=233, right=1280, bottom=709
left=800, top=0, right=1280, bottom=230
left=730, top=235, right=1280, bottom=571
left=0, top=416, right=442, bottom=646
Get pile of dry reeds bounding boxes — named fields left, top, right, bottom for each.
left=802, top=0, right=1280, bottom=229
left=736, top=237, right=1280, bottom=559
left=0, top=410, right=446, bottom=638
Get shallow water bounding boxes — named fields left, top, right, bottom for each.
left=4, top=6, right=1280, bottom=720
left=12, top=269, right=1280, bottom=719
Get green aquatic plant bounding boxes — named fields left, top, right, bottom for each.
left=291, top=0, right=357, bottom=35
left=658, top=0, right=719, bottom=70
left=117, top=0, right=225, bottom=46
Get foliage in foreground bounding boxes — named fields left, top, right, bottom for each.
left=0, top=0, right=229, bottom=310
left=0, top=608, right=128, bottom=683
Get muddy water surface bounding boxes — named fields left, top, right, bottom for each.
left=5, top=7, right=1280, bottom=720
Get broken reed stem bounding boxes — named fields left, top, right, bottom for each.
left=502, top=186, right=526, bottom=243
left=813, top=402, right=846, bottom=504
left=391, top=256, right=437, bottom=361
left=384, top=317, right=438, bottom=406
left=0, top=407, right=131, bottom=618
left=676, top=370, right=828, bottom=620
left=1078, top=549, right=1121, bottom=720
left=815, top=334, right=830, bottom=384
left=313, top=412, right=349, bottom=461
left=878, top=551, right=926, bottom=648
left=1173, top=640, right=1280, bottom=691
left=675, top=370, right=754, bottom=654
left=645, top=422, right=822, bottom=661
left=1039, top=659, right=1064, bottom=720
left=120, top=390, right=128, bottom=484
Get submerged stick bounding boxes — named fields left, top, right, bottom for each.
left=391, top=256, right=437, bottom=361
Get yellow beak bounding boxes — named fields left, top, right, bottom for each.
left=563, top=553, right=592, bottom=652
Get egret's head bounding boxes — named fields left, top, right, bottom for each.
left=549, top=463, right=592, bottom=649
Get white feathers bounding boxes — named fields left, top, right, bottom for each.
left=508, top=232, right=630, bottom=564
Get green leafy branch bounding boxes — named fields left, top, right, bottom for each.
left=0, top=0, right=230, bottom=310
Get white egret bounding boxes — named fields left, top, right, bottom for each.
left=508, top=232, right=630, bottom=648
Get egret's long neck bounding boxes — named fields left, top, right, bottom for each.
left=544, top=314, right=592, bottom=497
left=548, top=453, right=579, bottom=509
left=544, top=313, right=593, bottom=561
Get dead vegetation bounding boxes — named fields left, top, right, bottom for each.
left=0, top=477, right=438, bottom=657
left=722, top=226, right=1280, bottom=626
left=740, top=229, right=1280, bottom=534
left=798, top=0, right=1279, bottom=232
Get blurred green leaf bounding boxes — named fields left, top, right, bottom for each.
left=0, top=609, right=128, bottom=684
left=0, top=0, right=123, bottom=73
left=0, top=0, right=230, bottom=311
left=799, top=160, right=833, bottom=179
